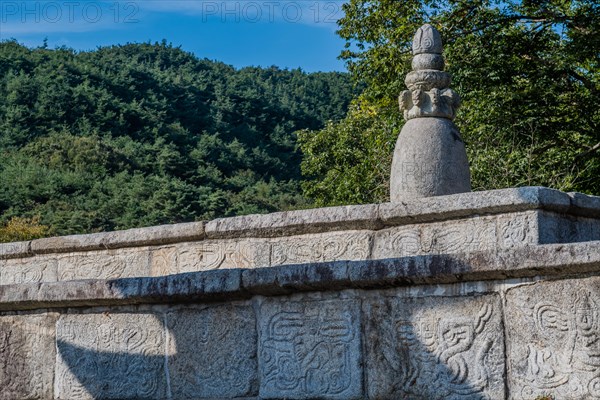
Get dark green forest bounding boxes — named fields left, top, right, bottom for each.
left=0, top=41, right=357, bottom=237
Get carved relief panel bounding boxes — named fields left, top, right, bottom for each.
left=55, top=312, right=167, bottom=399
left=167, top=305, right=258, bottom=398
left=258, top=298, right=363, bottom=399
left=267, top=231, right=371, bottom=267
left=176, top=240, right=262, bottom=273
left=506, top=278, right=600, bottom=399
left=168, top=231, right=372, bottom=274
left=0, top=256, right=58, bottom=285
left=0, top=314, right=56, bottom=399
left=373, top=212, right=537, bottom=258
left=57, top=248, right=151, bottom=281
left=365, top=294, right=505, bottom=399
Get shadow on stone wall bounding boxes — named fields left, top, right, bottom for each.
left=53, top=256, right=505, bottom=399
left=364, top=293, right=505, bottom=399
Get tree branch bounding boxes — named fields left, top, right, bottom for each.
left=574, top=141, right=600, bottom=164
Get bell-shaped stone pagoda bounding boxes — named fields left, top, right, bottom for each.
left=390, top=24, right=471, bottom=201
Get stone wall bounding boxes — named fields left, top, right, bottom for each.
left=1, top=186, right=600, bottom=399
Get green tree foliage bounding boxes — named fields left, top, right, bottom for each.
left=0, top=41, right=357, bottom=237
left=299, top=0, right=600, bottom=205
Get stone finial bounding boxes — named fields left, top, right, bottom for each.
left=412, top=24, right=443, bottom=55
left=399, top=24, right=460, bottom=120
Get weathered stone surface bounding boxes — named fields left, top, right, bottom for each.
left=167, top=305, right=258, bottom=398
left=0, top=185, right=599, bottom=400
left=150, top=240, right=266, bottom=275
left=374, top=214, right=502, bottom=257
left=0, top=248, right=152, bottom=285
left=0, top=188, right=595, bottom=266
left=0, top=240, right=599, bottom=311
left=0, top=255, right=58, bottom=285
left=506, top=277, right=600, bottom=399
left=365, top=293, right=505, bottom=399
left=264, top=231, right=371, bottom=268
left=102, top=221, right=205, bottom=249
left=1, top=209, right=596, bottom=287
left=177, top=239, right=264, bottom=272
left=55, top=312, right=167, bottom=399
left=149, top=245, right=179, bottom=276
left=373, top=210, right=542, bottom=258
left=57, top=248, right=151, bottom=280
left=569, top=191, right=600, bottom=218
left=374, top=209, right=595, bottom=257
left=158, top=231, right=372, bottom=275
left=0, top=241, right=30, bottom=260
left=30, top=222, right=205, bottom=255
left=31, top=233, right=106, bottom=254
left=258, top=296, right=363, bottom=399
left=205, top=203, right=380, bottom=239
left=537, top=210, right=600, bottom=244
left=380, top=186, right=572, bottom=225
left=498, top=211, right=538, bottom=247
left=0, top=187, right=594, bottom=260
left=0, top=313, right=57, bottom=399
left=390, top=118, right=471, bottom=200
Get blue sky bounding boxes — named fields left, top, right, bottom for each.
left=0, top=0, right=347, bottom=72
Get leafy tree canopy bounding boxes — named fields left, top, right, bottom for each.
left=0, top=41, right=357, bottom=237
left=299, top=0, right=600, bottom=206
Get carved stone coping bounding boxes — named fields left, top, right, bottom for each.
left=0, top=240, right=598, bottom=311
left=0, top=186, right=598, bottom=260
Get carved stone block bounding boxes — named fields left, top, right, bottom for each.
left=150, top=246, right=178, bottom=276
left=506, top=278, right=600, bottom=399
left=0, top=256, right=58, bottom=285
left=171, top=231, right=372, bottom=273
left=496, top=211, right=537, bottom=248
left=167, top=305, right=258, bottom=398
left=537, top=211, right=600, bottom=244
left=0, top=313, right=57, bottom=399
left=0, top=241, right=30, bottom=260
left=373, top=212, right=540, bottom=258
left=365, top=294, right=505, bottom=399
left=176, top=240, right=263, bottom=272
left=57, top=248, right=151, bottom=281
left=267, top=231, right=371, bottom=267
left=373, top=216, right=497, bottom=258
left=55, top=312, right=167, bottom=399
left=258, top=297, right=362, bottom=399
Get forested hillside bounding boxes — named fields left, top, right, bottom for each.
left=0, top=41, right=356, bottom=237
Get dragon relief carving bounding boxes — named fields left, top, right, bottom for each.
left=368, top=298, right=504, bottom=399
left=516, top=292, right=600, bottom=399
